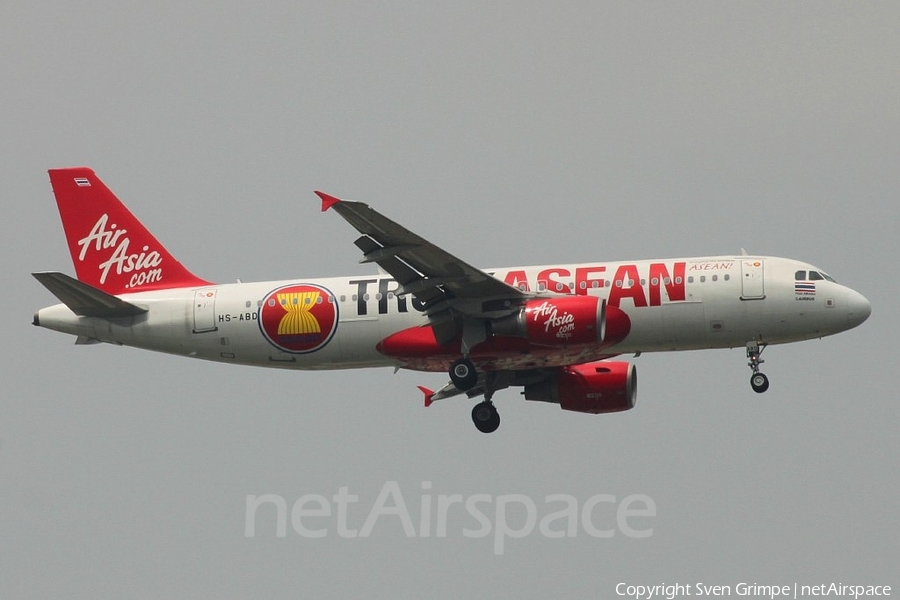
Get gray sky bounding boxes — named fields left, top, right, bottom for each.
left=2, top=2, right=897, bottom=597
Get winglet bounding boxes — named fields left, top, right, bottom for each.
left=315, top=191, right=342, bottom=212
left=417, top=386, right=435, bottom=408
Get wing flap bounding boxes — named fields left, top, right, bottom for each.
left=33, top=272, right=148, bottom=318
left=353, top=234, right=445, bottom=305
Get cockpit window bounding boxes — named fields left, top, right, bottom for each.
left=807, top=271, right=837, bottom=283
left=798, top=269, right=838, bottom=283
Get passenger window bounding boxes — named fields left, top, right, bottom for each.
left=795, top=270, right=807, bottom=280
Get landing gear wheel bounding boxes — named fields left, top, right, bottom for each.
left=450, top=358, right=478, bottom=391
left=750, top=372, right=769, bottom=394
left=746, top=342, right=769, bottom=394
left=472, top=401, right=500, bottom=433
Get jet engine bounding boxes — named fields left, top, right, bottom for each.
left=524, top=361, right=636, bottom=414
left=491, top=296, right=606, bottom=346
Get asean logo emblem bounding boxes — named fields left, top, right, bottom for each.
left=258, top=284, right=338, bottom=353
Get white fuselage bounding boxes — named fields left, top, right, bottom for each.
left=35, top=255, right=871, bottom=372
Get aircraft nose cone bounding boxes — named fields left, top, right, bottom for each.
left=846, top=288, right=871, bottom=329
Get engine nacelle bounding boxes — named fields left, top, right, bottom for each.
left=524, top=361, right=637, bottom=414
left=492, top=296, right=605, bottom=346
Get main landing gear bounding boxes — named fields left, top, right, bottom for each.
left=449, top=357, right=502, bottom=433
left=449, top=357, right=478, bottom=391
left=746, top=342, right=769, bottom=393
left=472, top=399, right=500, bottom=434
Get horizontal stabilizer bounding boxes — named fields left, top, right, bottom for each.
left=32, top=272, right=148, bottom=318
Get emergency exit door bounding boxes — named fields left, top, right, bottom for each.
left=193, top=289, right=218, bottom=333
left=740, top=260, right=765, bottom=300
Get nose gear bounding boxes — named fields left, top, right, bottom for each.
left=746, top=342, right=769, bottom=393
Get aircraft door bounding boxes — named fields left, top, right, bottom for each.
left=193, top=289, right=218, bottom=333
left=740, top=260, right=765, bottom=300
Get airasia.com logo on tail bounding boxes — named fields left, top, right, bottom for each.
left=77, top=214, right=163, bottom=289
left=259, top=284, right=339, bottom=353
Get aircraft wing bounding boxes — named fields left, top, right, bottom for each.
left=317, top=192, right=529, bottom=329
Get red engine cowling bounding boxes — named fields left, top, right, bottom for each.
left=492, top=296, right=605, bottom=346
left=524, top=361, right=637, bottom=414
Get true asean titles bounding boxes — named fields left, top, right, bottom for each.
left=345, top=261, right=695, bottom=319
left=242, top=261, right=703, bottom=345
left=499, top=261, right=692, bottom=308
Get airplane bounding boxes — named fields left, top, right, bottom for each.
left=33, top=167, right=871, bottom=433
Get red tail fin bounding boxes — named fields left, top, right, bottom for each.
left=48, top=167, right=211, bottom=294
